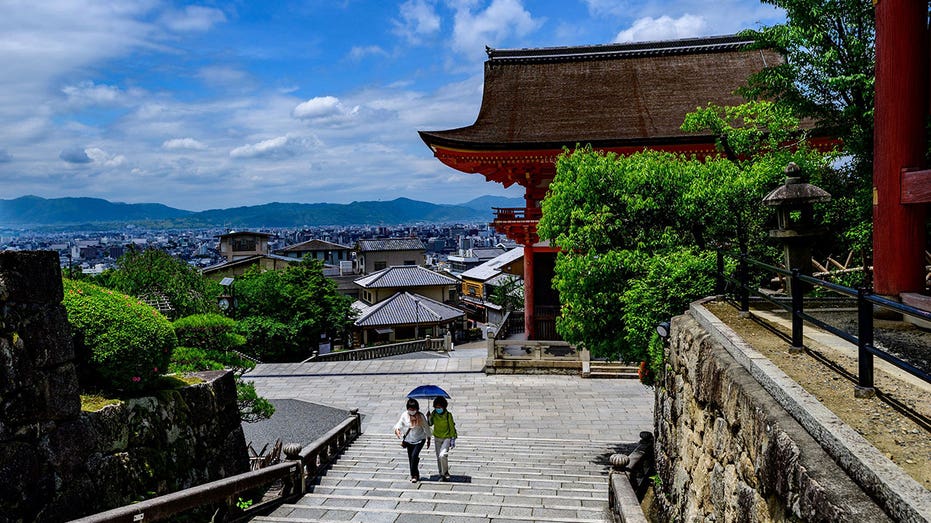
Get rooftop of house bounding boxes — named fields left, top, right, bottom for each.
left=352, top=291, right=465, bottom=327
left=277, top=239, right=351, bottom=252
left=461, top=247, right=524, bottom=281
left=357, top=238, right=425, bottom=252
left=354, top=265, right=459, bottom=289
left=419, top=34, right=777, bottom=150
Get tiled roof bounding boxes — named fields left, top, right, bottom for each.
left=419, top=34, right=777, bottom=149
left=278, top=239, right=350, bottom=252
left=357, top=238, right=425, bottom=252
left=354, top=265, right=458, bottom=288
left=461, top=247, right=523, bottom=281
left=471, top=247, right=506, bottom=260
left=353, top=292, right=465, bottom=327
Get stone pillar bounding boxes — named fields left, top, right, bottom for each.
left=0, top=251, right=81, bottom=521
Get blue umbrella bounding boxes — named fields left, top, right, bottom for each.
left=407, top=384, right=451, bottom=400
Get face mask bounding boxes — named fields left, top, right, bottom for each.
left=407, top=409, right=417, bottom=416
left=435, top=408, right=444, bottom=414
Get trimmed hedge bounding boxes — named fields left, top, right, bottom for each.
left=173, top=313, right=245, bottom=352
left=63, top=279, right=176, bottom=392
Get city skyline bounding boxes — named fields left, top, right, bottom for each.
left=0, top=0, right=784, bottom=211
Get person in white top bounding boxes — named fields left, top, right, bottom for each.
left=393, top=398, right=431, bottom=482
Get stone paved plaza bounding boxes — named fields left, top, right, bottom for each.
left=244, top=346, right=655, bottom=443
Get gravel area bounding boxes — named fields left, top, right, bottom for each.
left=706, top=301, right=931, bottom=490
left=241, top=399, right=357, bottom=453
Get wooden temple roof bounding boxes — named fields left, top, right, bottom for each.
left=419, top=35, right=778, bottom=152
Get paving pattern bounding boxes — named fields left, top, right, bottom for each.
left=243, top=346, right=654, bottom=522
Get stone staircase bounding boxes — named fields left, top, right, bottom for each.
left=251, top=433, right=617, bottom=522
left=582, top=361, right=640, bottom=379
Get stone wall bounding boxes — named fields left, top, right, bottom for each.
left=653, top=309, right=892, bottom=522
left=0, top=251, right=248, bottom=522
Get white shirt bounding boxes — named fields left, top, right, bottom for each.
left=394, top=411, right=431, bottom=443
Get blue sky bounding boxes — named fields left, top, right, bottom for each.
left=0, top=0, right=784, bottom=211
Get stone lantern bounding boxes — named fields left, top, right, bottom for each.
left=762, top=162, right=831, bottom=291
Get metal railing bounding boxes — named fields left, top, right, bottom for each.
left=718, top=249, right=931, bottom=395
left=303, top=335, right=450, bottom=362
left=71, top=411, right=362, bottom=523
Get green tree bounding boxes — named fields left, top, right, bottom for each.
left=488, top=275, right=524, bottom=312
left=234, top=257, right=356, bottom=362
left=171, top=313, right=274, bottom=423
left=741, top=0, right=875, bottom=254
left=105, top=248, right=219, bottom=319
left=538, top=102, right=829, bottom=369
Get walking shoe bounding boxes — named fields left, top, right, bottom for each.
left=411, top=477, right=418, bottom=483
left=443, top=473, right=451, bottom=481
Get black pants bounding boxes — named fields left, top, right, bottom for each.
left=405, top=439, right=426, bottom=478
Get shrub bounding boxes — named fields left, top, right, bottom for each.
left=63, top=279, right=176, bottom=392
left=173, top=314, right=246, bottom=352
left=171, top=314, right=254, bottom=374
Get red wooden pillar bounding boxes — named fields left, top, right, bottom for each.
left=524, top=244, right=536, bottom=340
left=872, top=0, right=929, bottom=295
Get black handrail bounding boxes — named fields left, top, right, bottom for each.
left=718, top=249, right=931, bottom=394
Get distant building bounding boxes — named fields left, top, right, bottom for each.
left=356, top=238, right=425, bottom=274
left=202, top=231, right=297, bottom=280
left=446, top=247, right=506, bottom=275
left=274, top=238, right=353, bottom=266
left=218, top=231, right=272, bottom=262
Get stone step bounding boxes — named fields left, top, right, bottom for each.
left=250, top=433, right=613, bottom=522
left=582, top=361, right=640, bottom=379
left=255, top=497, right=610, bottom=523
left=313, top=475, right=607, bottom=494
left=309, top=484, right=606, bottom=502
left=323, top=463, right=607, bottom=482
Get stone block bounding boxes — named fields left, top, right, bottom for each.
left=17, top=306, right=74, bottom=368
left=0, top=251, right=63, bottom=304
left=40, top=363, right=81, bottom=420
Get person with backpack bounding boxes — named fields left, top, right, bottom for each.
left=428, top=396, right=457, bottom=481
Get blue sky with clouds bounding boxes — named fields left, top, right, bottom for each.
left=0, top=0, right=784, bottom=211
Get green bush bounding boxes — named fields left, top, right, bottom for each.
left=173, top=314, right=246, bottom=352
left=63, top=279, right=177, bottom=392
left=171, top=314, right=254, bottom=374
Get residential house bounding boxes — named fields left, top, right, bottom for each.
left=460, top=247, right=523, bottom=325
left=351, top=265, right=464, bottom=346
left=356, top=238, right=425, bottom=274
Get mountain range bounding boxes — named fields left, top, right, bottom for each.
left=0, top=195, right=525, bottom=229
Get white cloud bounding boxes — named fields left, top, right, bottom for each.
left=450, top=0, right=543, bottom=56
left=614, top=14, right=707, bottom=42
left=393, top=0, right=441, bottom=43
left=160, top=5, right=226, bottom=33
left=292, top=96, right=358, bottom=120
left=229, top=135, right=309, bottom=160
left=85, top=147, right=126, bottom=167
left=162, top=138, right=208, bottom=151
left=61, top=81, right=128, bottom=108
left=349, top=45, right=389, bottom=61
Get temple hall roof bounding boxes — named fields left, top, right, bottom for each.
left=419, top=35, right=777, bottom=151
left=354, top=265, right=459, bottom=289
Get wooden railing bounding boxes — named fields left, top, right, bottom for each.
left=492, top=207, right=543, bottom=222
left=304, top=334, right=451, bottom=362
left=71, top=411, right=362, bottom=523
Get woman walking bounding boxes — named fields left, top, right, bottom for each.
left=429, top=396, right=457, bottom=481
left=394, top=398, right=430, bottom=483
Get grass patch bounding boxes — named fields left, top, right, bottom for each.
left=81, top=394, right=121, bottom=412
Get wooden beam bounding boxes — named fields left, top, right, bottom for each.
left=901, top=168, right=931, bottom=204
